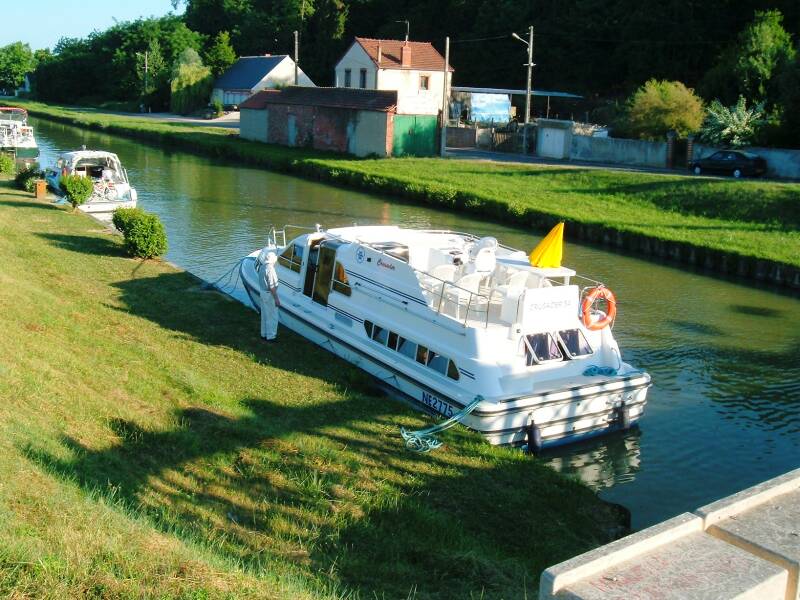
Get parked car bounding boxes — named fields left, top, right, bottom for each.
left=689, top=150, right=767, bottom=178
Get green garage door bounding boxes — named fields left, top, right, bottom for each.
left=392, top=115, right=439, bottom=157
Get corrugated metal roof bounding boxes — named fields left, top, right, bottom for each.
left=354, top=38, right=453, bottom=71
left=240, top=87, right=398, bottom=112
left=214, top=56, right=288, bottom=91
left=452, top=86, right=583, bottom=99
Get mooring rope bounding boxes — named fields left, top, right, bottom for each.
left=202, top=258, right=245, bottom=294
left=400, top=395, right=484, bottom=453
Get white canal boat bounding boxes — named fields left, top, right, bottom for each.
left=45, top=149, right=137, bottom=214
left=0, top=107, right=38, bottom=165
left=240, top=224, right=651, bottom=450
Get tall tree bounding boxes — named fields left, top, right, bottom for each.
left=204, top=31, right=237, bottom=77
left=734, top=10, right=796, bottom=104
left=0, top=42, right=35, bottom=92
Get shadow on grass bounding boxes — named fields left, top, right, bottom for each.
left=36, top=232, right=127, bottom=258
left=23, top=268, right=628, bottom=597
left=26, top=395, right=627, bottom=598
left=0, top=198, right=60, bottom=211
left=729, top=304, right=784, bottom=318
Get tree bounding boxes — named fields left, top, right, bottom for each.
left=734, top=10, right=796, bottom=105
left=0, top=42, right=35, bottom=93
left=170, top=51, right=213, bottom=114
left=701, top=96, right=765, bottom=148
left=702, top=10, right=796, bottom=107
left=626, top=80, right=704, bottom=140
left=205, top=31, right=237, bottom=77
left=137, top=39, right=169, bottom=109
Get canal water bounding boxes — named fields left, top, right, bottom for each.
left=32, top=117, right=800, bottom=530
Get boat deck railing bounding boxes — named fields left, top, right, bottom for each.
left=266, top=224, right=604, bottom=330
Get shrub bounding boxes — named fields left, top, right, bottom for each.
left=626, top=79, right=704, bottom=140
left=60, top=174, right=93, bottom=209
left=701, top=96, right=765, bottom=148
left=15, top=164, right=42, bottom=192
left=0, top=153, right=15, bottom=175
left=112, top=207, right=146, bottom=235
left=212, top=98, right=224, bottom=117
left=123, top=212, right=168, bottom=259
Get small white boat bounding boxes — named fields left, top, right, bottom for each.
left=0, top=107, right=38, bottom=165
left=239, top=224, right=651, bottom=451
left=45, top=149, right=137, bottom=214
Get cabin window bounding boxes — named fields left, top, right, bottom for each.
left=344, top=69, right=352, bottom=87
left=359, top=68, right=367, bottom=89
left=416, top=345, right=429, bottom=365
left=427, top=351, right=449, bottom=376
left=278, top=244, right=302, bottom=273
left=332, top=261, right=352, bottom=296
left=364, top=320, right=373, bottom=338
left=419, top=75, right=430, bottom=90
left=372, top=325, right=389, bottom=345
left=447, top=360, right=460, bottom=381
left=398, top=337, right=416, bottom=360
left=387, top=331, right=399, bottom=351
left=557, top=329, right=593, bottom=358
left=524, top=332, right=563, bottom=366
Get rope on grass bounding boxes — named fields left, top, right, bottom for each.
left=400, top=395, right=484, bottom=453
left=202, top=258, right=244, bottom=294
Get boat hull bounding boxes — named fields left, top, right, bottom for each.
left=240, top=256, right=650, bottom=449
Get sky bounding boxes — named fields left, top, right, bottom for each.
left=0, top=0, right=179, bottom=50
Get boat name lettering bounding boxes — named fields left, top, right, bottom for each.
left=528, top=300, right=573, bottom=311
left=421, top=391, right=454, bottom=418
left=377, top=258, right=395, bottom=271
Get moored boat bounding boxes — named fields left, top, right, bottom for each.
left=239, top=224, right=651, bottom=450
left=0, top=107, right=38, bottom=166
left=45, top=149, right=137, bottom=214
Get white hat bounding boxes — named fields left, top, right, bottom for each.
left=266, top=251, right=278, bottom=265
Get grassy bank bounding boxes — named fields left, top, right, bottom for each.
left=0, top=179, right=625, bottom=598
left=11, top=99, right=800, bottom=276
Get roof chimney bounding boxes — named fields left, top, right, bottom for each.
left=401, top=43, right=411, bottom=68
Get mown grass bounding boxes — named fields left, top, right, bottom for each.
left=0, top=179, right=626, bottom=598
left=11, top=99, right=800, bottom=269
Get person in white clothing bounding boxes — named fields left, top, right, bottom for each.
left=259, top=250, right=280, bottom=341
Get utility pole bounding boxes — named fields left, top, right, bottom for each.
left=513, top=26, right=534, bottom=154
left=293, top=31, right=299, bottom=85
left=440, top=36, right=450, bottom=157
left=523, top=25, right=533, bottom=154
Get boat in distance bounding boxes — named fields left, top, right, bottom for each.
left=0, top=107, right=38, bottom=165
left=45, top=149, right=137, bottom=214
left=240, top=224, right=651, bottom=450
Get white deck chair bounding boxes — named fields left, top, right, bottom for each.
left=445, top=272, right=483, bottom=320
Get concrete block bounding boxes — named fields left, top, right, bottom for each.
left=540, top=513, right=788, bottom=600
left=696, top=469, right=800, bottom=600
left=695, top=468, right=800, bottom=528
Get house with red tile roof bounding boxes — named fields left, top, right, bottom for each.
left=334, top=37, right=453, bottom=116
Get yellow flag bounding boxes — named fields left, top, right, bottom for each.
left=529, top=222, right=564, bottom=268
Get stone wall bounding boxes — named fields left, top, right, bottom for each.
left=570, top=135, right=667, bottom=168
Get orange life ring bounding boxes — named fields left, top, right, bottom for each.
left=581, top=286, right=617, bottom=330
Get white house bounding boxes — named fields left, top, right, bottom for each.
left=334, top=38, right=453, bottom=116
left=211, top=55, right=315, bottom=108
